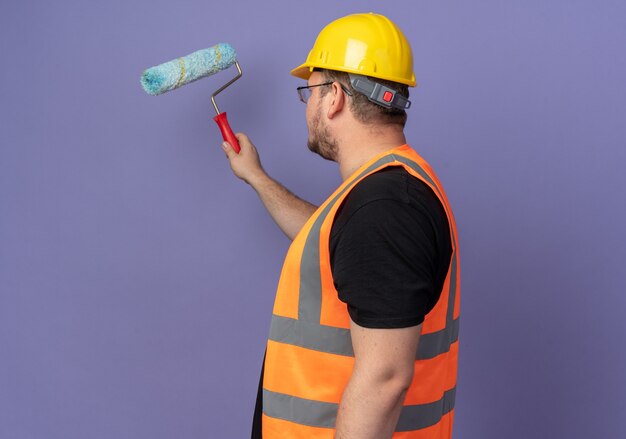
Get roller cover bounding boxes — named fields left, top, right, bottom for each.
left=141, top=43, right=237, bottom=95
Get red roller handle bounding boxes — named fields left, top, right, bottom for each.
left=213, top=112, right=240, bottom=153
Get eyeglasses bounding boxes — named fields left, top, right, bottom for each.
left=296, top=81, right=353, bottom=103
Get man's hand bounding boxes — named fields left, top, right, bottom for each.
left=221, top=132, right=266, bottom=186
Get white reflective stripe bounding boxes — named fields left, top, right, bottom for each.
left=396, top=387, right=456, bottom=431
left=416, top=314, right=459, bottom=360
left=298, top=155, right=396, bottom=322
left=269, top=314, right=459, bottom=359
left=262, top=389, right=338, bottom=429
left=263, top=387, right=456, bottom=431
left=447, top=254, right=459, bottom=331
left=269, top=315, right=354, bottom=356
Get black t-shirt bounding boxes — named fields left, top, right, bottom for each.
left=330, top=166, right=452, bottom=328
left=251, top=166, right=452, bottom=438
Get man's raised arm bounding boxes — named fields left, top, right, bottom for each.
left=221, top=132, right=317, bottom=240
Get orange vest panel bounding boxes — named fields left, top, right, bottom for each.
left=263, top=145, right=460, bottom=438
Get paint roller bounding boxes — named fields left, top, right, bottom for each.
left=140, top=43, right=242, bottom=153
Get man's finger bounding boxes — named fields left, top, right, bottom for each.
left=222, top=141, right=234, bottom=158
left=234, top=132, right=251, bottom=149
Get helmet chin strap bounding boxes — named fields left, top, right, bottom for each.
left=348, top=73, right=411, bottom=111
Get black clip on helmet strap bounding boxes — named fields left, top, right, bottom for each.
left=348, top=74, right=411, bottom=110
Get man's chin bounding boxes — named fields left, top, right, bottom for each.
left=307, top=139, right=318, bottom=154
left=307, top=140, right=336, bottom=162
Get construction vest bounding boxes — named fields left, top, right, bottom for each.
left=262, top=145, right=460, bottom=438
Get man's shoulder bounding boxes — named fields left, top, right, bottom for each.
left=347, top=166, right=410, bottom=206
left=332, top=165, right=449, bottom=240
left=346, top=165, right=437, bottom=209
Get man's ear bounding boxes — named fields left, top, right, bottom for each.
left=327, top=82, right=346, bottom=119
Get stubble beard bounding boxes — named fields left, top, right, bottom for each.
left=307, top=107, right=338, bottom=162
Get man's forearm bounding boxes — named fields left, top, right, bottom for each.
left=248, top=172, right=318, bottom=240
left=334, top=372, right=409, bottom=439
left=221, top=133, right=317, bottom=239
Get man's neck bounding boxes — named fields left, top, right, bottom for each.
left=336, top=129, right=407, bottom=180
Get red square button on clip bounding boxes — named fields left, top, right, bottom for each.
left=383, top=91, right=393, bottom=102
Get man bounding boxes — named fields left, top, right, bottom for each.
left=221, top=13, right=460, bottom=439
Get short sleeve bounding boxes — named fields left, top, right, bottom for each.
left=329, top=167, right=451, bottom=329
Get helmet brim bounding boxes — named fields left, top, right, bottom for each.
left=291, top=61, right=417, bottom=87
left=290, top=63, right=314, bottom=81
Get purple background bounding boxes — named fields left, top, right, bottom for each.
left=1, top=1, right=625, bottom=438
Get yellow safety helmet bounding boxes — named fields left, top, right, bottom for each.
left=291, top=12, right=416, bottom=87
